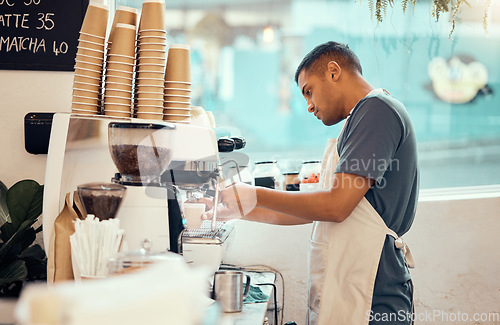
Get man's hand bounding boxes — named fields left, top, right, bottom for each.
left=203, top=182, right=258, bottom=221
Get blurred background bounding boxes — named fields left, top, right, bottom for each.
left=112, top=0, right=500, bottom=190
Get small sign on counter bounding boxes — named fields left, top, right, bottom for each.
left=0, top=0, right=89, bottom=71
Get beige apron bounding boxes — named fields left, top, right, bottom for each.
left=307, top=124, right=415, bottom=325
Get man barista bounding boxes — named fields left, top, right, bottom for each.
left=207, top=41, right=419, bottom=325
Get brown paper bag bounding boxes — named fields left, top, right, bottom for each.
left=47, top=192, right=85, bottom=283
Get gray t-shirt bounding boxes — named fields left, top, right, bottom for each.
left=335, top=92, right=419, bottom=313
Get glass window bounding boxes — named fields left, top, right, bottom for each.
left=116, top=0, right=500, bottom=189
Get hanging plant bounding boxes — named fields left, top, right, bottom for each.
left=368, top=0, right=493, bottom=37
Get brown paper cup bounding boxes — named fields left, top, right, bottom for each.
left=139, top=0, right=165, bottom=31
left=136, top=84, right=163, bottom=92
left=165, top=45, right=191, bottom=82
left=80, top=3, right=109, bottom=38
left=108, top=23, right=137, bottom=57
left=136, top=98, right=163, bottom=106
left=136, top=71, right=164, bottom=80
left=136, top=91, right=164, bottom=100
left=138, top=29, right=167, bottom=37
left=106, top=61, right=134, bottom=74
left=76, top=49, right=105, bottom=66
left=163, top=94, right=190, bottom=102
left=75, top=60, right=102, bottom=71
left=105, top=89, right=132, bottom=100
left=73, top=88, right=100, bottom=98
left=137, top=63, right=164, bottom=73
left=138, top=35, right=166, bottom=44
left=109, top=6, right=138, bottom=43
left=105, top=81, right=133, bottom=91
left=139, top=43, right=165, bottom=51
left=104, top=95, right=131, bottom=104
left=106, top=68, right=134, bottom=78
left=163, top=87, right=191, bottom=96
left=163, top=114, right=191, bottom=121
left=72, top=109, right=96, bottom=116
left=104, top=87, right=132, bottom=96
left=137, top=57, right=165, bottom=65
left=105, top=101, right=131, bottom=109
left=164, top=81, right=191, bottom=90
left=105, top=109, right=131, bottom=118
left=73, top=81, right=100, bottom=92
left=106, top=75, right=133, bottom=84
left=136, top=77, right=164, bottom=86
left=106, top=54, right=135, bottom=64
left=72, top=102, right=99, bottom=112
left=164, top=101, right=190, bottom=108
left=136, top=104, right=163, bottom=113
left=80, top=32, right=106, bottom=43
left=138, top=49, right=166, bottom=60
left=74, top=67, right=102, bottom=79
left=75, top=52, right=104, bottom=65
left=163, top=108, right=191, bottom=115
left=136, top=112, right=163, bottom=120
left=72, top=94, right=100, bottom=105
left=73, top=76, right=101, bottom=93
left=78, top=39, right=106, bottom=52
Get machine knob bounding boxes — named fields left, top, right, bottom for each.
left=231, top=136, right=246, bottom=150
left=218, top=137, right=235, bottom=152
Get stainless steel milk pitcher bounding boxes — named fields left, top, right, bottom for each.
left=213, top=270, right=251, bottom=312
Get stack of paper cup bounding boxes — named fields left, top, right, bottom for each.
left=163, top=44, right=191, bottom=123
left=103, top=23, right=137, bottom=118
left=134, top=0, right=166, bottom=120
left=72, top=3, right=109, bottom=115
left=108, top=6, right=138, bottom=45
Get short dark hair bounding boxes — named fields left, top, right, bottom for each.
left=294, top=41, right=362, bottom=84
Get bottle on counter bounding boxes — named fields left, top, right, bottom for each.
left=253, top=161, right=281, bottom=190
left=299, top=160, right=322, bottom=192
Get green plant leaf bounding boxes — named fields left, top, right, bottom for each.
left=0, top=219, right=37, bottom=263
left=0, top=181, right=9, bottom=226
left=6, top=180, right=43, bottom=229
left=0, top=259, right=27, bottom=287
left=20, top=244, right=47, bottom=281
left=20, top=244, right=46, bottom=261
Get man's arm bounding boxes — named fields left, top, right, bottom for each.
left=242, top=207, right=312, bottom=225
left=220, top=172, right=374, bottom=223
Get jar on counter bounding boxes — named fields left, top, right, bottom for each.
left=299, top=160, right=322, bottom=192
left=282, top=172, right=300, bottom=191
left=253, top=161, right=281, bottom=189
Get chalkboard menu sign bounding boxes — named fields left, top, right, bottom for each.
left=0, top=0, right=89, bottom=71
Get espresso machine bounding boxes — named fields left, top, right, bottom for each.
left=43, top=113, right=243, bottom=272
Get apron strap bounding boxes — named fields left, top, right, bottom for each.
left=386, top=229, right=415, bottom=269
